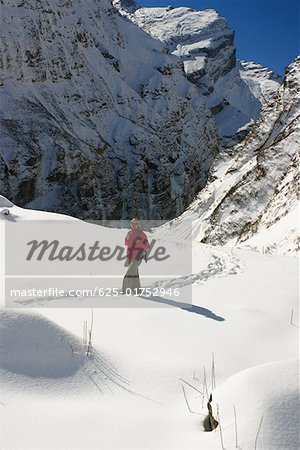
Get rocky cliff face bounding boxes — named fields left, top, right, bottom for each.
left=114, top=1, right=281, bottom=144
left=0, top=0, right=219, bottom=220
left=159, top=57, right=300, bottom=255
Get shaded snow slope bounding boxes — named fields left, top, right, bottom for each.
left=157, top=57, right=300, bottom=255
left=0, top=0, right=219, bottom=220
left=0, top=309, right=85, bottom=379
left=213, top=359, right=299, bottom=450
left=0, top=309, right=132, bottom=397
left=115, top=1, right=281, bottom=143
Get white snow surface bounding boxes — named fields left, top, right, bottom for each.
left=243, top=202, right=299, bottom=255
left=214, top=358, right=299, bottom=450
left=0, top=198, right=299, bottom=449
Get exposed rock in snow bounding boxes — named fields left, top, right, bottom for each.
left=0, top=0, right=219, bottom=220
left=114, top=1, right=281, bottom=143
left=157, top=57, right=300, bottom=255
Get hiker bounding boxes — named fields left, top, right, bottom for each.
left=122, top=218, right=150, bottom=295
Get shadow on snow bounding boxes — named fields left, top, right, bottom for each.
left=139, top=295, right=225, bottom=322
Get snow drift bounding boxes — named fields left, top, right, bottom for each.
left=214, top=359, right=300, bottom=450
left=0, top=309, right=85, bottom=378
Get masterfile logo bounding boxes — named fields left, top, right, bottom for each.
left=5, top=219, right=192, bottom=308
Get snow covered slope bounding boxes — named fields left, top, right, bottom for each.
left=114, top=1, right=281, bottom=143
left=0, top=0, right=219, bottom=220
left=239, top=60, right=283, bottom=105
left=155, top=56, right=300, bottom=255
left=0, top=198, right=299, bottom=449
left=0, top=309, right=87, bottom=380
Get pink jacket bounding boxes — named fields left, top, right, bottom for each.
left=125, top=229, right=150, bottom=260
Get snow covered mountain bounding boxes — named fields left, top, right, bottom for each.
left=239, top=60, right=283, bottom=105
left=114, top=1, right=281, bottom=144
left=157, top=56, right=300, bottom=255
left=0, top=0, right=219, bottom=220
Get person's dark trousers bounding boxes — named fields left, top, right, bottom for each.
left=122, top=257, right=143, bottom=295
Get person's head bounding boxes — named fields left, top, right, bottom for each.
left=130, top=218, right=141, bottom=230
